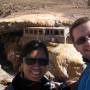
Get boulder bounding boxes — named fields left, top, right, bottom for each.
left=48, top=44, right=85, bottom=81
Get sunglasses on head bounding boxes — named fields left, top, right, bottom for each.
left=23, top=57, right=49, bottom=66
left=74, top=35, right=90, bottom=45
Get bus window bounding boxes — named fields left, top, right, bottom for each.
left=30, top=30, right=33, bottom=34
left=60, top=29, right=64, bottom=35
left=25, top=30, right=28, bottom=33
left=34, top=30, right=38, bottom=34
left=54, top=30, right=59, bottom=35
left=50, top=30, right=53, bottom=35
left=45, top=29, right=49, bottom=35
left=39, top=30, right=43, bottom=35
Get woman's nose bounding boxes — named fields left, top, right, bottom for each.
left=33, top=61, right=40, bottom=66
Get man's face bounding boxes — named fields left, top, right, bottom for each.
left=72, top=21, right=90, bottom=60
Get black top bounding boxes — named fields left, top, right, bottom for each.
left=6, top=73, right=72, bottom=90
left=8, top=73, right=55, bottom=90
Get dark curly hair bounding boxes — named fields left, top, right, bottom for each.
left=22, top=40, right=49, bottom=60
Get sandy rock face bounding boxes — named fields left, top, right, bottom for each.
left=0, top=65, right=13, bottom=81
left=0, top=14, right=62, bottom=27
left=48, top=44, right=85, bottom=81
left=0, top=65, right=14, bottom=90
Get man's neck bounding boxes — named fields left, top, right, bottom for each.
left=83, top=57, right=90, bottom=63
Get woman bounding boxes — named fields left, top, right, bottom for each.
left=5, top=40, right=57, bottom=90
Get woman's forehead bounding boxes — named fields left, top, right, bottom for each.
left=26, top=49, right=46, bottom=57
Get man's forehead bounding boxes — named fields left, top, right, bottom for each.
left=73, top=21, right=90, bottom=33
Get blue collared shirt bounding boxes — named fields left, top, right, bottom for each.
left=77, top=63, right=90, bottom=90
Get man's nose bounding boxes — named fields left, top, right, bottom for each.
left=86, top=37, right=90, bottom=44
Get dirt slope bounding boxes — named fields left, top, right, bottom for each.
left=0, top=0, right=90, bottom=21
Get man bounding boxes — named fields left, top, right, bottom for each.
left=69, top=17, right=90, bottom=90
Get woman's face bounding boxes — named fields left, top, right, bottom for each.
left=22, top=49, right=48, bottom=81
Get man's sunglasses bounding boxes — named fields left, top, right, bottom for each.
left=74, top=36, right=90, bottom=45
left=23, top=57, right=49, bottom=66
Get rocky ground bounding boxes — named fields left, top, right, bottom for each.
left=0, top=0, right=90, bottom=21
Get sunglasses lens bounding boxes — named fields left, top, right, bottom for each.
left=24, top=58, right=36, bottom=65
left=24, top=58, right=48, bottom=66
left=75, top=37, right=86, bottom=45
left=38, top=58, right=49, bottom=66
